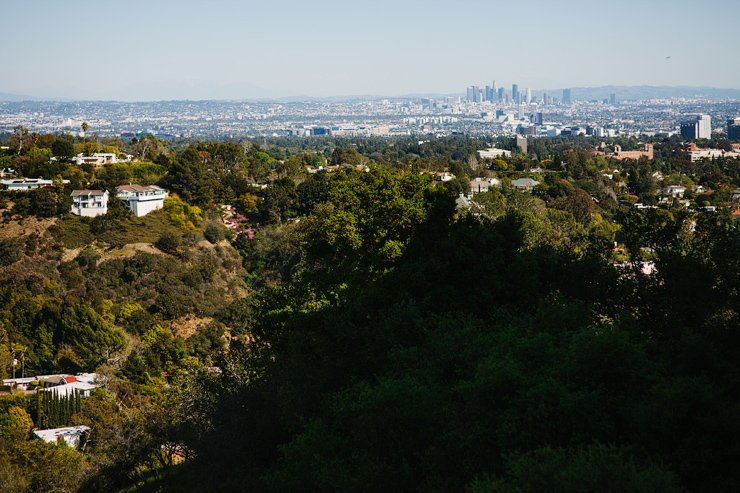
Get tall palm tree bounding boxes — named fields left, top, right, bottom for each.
left=81, top=122, right=89, bottom=142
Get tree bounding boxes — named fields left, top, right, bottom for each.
left=307, top=165, right=441, bottom=274
left=10, top=125, right=28, bottom=155
left=82, top=142, right=101, bottom=156
left=30, top=132, right=40, bottom=158
left=52, top=138, right=75, bottom=162
left=0, top=406, right=33, bottom=442
left=81, top=122, right=89, bottom=142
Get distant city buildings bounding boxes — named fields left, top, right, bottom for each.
left=728, top=118, right=740, bottom=140
left=680, top=114, right=711, bottom=139
left=563, top=89, right=571, bottom=105
left=2, top=91, right=738, bottom=141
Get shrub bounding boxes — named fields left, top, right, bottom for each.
left=155, top=231, right=181, bottom=255
left=204, top=223, right=225, bottom=244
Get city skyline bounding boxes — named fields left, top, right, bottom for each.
left=1, top=0, right=739, bottom=101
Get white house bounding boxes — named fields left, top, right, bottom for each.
left=660, top=185, right=686, bottom=198
left=40, top=373, right=99, bottom=398
left=0, top=178, right=70, bottom=191
left=71, top=190, right=109, bottom=217
left=478, top=148, right=512, bottom=159
left=470, top=177, right=501, bottom=193
left=34, top=425, right=90, bottom=448
left=115, top=184, right=168, bottom=217
left=72, top=153, right=118, bottom=166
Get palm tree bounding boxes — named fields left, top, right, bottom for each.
left=81, top=122, right=89, bottom=142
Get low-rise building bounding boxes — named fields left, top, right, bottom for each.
left=34, top=425, right=90, bottom=448
left=660, top=185, right=686, bottom=198
left=72, top=153, right=118, bottom=166
left=71, top=190, right=109, bottom=217
left=511, top=178, right=540, bottom=191
left=115, top=184, right=168, bottom=217
left=0, top=178, right=69, bottom=191
left=478, top=148, right=512, bottom=159
left=470, top=177, right=501, bottom=193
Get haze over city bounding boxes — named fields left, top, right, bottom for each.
left=2, top=0, right=740, bottom=101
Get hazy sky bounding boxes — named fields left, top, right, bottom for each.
left=2, top=0, right=739, bottom=100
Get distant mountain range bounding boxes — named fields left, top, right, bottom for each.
left=1, top=85, right=739, bottom=103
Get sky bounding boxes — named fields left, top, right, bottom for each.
left=2, top=0, right=739, bottom=101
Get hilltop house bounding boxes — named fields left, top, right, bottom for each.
left=115, top=184, right=168, bottom=217
left=72, top=153, right=118, bottom=166
left=0, top=178, right=70, bottom=191
left=70, top=190, right=109, bottom=217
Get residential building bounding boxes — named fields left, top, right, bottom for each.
left=0, top=178, right=69, bottom=191
left=70, top=190, right=109, bottom=217
left=470, top=177, right=501, bottom=192
left=72, top=153, right=118, bottom=166
left=115, top=184, right=168, bottom=217
left=660, top=185, right=686, bottom=197
left=34, top=426, right=90, bottom=448
left=511, top=178, right=540, bottom=191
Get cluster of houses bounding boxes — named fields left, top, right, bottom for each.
left=0, top=176, right=169, bottom=218
left=71, top=184, right=169, bottom=218
left=2, top=373, right=99, bottom=448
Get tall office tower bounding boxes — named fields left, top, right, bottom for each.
left=728, top=118, right=740, bottom=140
left=518, top=104, right=525, bottom=119
left=492, top=80, right=498, bottom=100
left=485, top=86, right=492, bottom=101
left=526, top=87, right=531, bottom=105
left=563, top=88, right=571, bottom=105
left=534, top=112, right=544, bottom=125
left=543, top=92, right=549, bottom=105
left=472, top=86, right=482, bottom=102
left=467, top=86, right=474, bottom=101
left=609, top=93, right=616, bottom=105
left=498, top=87, right=505, bottom=102
left=512, top=84, right=519, bottom=104
left=680, top=115, right=711, bottom=139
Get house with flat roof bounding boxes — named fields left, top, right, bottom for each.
left=115, top=184, right=168, bottom=217
left=34, top=425, right=90, bottom=448
left=0, top=178, right=70, bottom=191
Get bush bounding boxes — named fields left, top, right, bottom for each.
left=155, top=231, right=181, bottom=255
left=204, top=223, right=225, bottom=244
